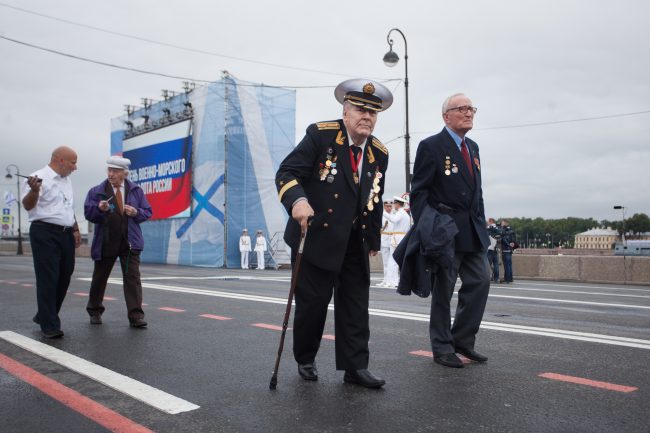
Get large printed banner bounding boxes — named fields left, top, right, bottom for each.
left=123, top=120, right=193, bottom=220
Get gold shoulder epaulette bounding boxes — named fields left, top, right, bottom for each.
left=371, top=137, right=388, bottom=155
left=316, top=121, right=340, bottom=131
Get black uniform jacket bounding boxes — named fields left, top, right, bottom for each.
left=276, top=120, right=389, bottom=272
left=410, top=128, right=489, bottom=252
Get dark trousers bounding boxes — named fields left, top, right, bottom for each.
left=487, top=249, right=499, bottom=282
left=87, top=249, right=144, bottom=321
left=29, top=223, right=75, bottom=333
left=429, top=251, right=490, bottom=354
left=502, top=251, right=513, bottom=282
left=292, top=229, right=370, bottom=370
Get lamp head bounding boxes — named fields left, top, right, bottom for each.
left=383, top=49, right=399, bottom=67
left=5, top=173, right=12, bottom=180
left=613, top=205, right=623, bottom=210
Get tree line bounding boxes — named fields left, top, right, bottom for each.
left=496, top=213, right=650, bottom=248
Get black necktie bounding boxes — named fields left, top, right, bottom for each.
left=351, top=145, right=361, bottom=161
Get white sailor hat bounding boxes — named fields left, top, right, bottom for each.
left=334, top=79, right=393, bottom=112
left=242, top=228, right=248, bottom=232
left=106, top=156, right=131, bottom=170
left=393, top=195, right=408, bottom=204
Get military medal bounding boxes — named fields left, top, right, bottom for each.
left=451, top=165, right=458, bottom=174
left=444, top=156, right=452, bottom=176
left=331, top=168, right=337, bottom=175
left=366, top=168, right=383, bottom=210
left=326, top=175, right=334, bottom=183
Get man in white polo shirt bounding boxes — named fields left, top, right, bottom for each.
left=22, top=146, right=81, bottom=339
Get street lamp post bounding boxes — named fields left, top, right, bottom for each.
left=5, top=164, right=24, bottom=255
left=545, top=233, right=551, bottom=250
left=383, top=27, right=411, bottom=192
left=613, top=205, right=627, bottom=245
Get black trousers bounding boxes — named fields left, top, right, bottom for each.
left=29, top=223, right=75, bottom=333
left=87, top=246, right=144, bottom=321
left=292, top=229, right=370, bottom=370
left=429, top=251, right=490, bottom=354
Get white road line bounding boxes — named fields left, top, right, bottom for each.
left=500, top=281, right=650, bottom=292
left=487, top=294, right=650, bottom=309
left=0, top=331, right=200, bottom=414
left=490, top=286, right=650, bottom=299
left=107, top=280, right=650, bottom=350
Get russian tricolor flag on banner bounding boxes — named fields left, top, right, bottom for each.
left=123, top=120, right=192, bottom=220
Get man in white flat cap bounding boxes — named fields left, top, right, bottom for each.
left=275, top=78, right=392, bottom=388
left=84, top=156, right=152, bottom=328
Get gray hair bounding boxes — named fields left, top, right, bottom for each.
left=442, top=93, right=466, bottom=114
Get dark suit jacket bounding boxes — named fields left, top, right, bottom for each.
left=393, top=204, right=458, bottom=298
left=410, top=128, right=488, bottom=252
left=276, top=120, right=389, bottom=272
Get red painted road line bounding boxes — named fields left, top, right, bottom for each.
left=539, top=372, right=638, bottom=393
left=73, top=292, right=89, bottom=297
left=409, top=350, right=471, bottom=364
left=199, top=314, right=232, bottom=321
left=21, top=283, right=33, bottom=287
left=251, top=323, right=290, bottom=331
left=410, top=350, right=433, bottom=357
left=0, top=352, right=154, bottom=433
left=158, top=307, right=185, bottom=312
left=104, top=297, right=117, bottom=301
left=322, top=334, right=335, bottom=341
left=7, top=281, right=18, bottom=285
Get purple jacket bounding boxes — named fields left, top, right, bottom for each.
left=84, top=178, right=152, bottom=261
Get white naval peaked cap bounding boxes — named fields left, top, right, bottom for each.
left=334, top=79, right=393, bottom=111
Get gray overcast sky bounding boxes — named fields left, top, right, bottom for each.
left=1, top=0, right=649, bottom=233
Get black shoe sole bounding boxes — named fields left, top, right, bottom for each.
left=434, top=358, right=464, bottom=368
left=343, top=375, right=386, bottom=388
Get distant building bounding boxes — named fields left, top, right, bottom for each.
left=574, top=227, right=619, bottom=249
left=614, top=240, right=650, bottom=256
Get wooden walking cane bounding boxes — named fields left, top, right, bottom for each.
left=269, top=225, right=308, bottom=390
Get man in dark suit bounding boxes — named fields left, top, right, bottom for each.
left=410, top=93, right=491, bottom=368
left=275, top=79, right=392, bottom=388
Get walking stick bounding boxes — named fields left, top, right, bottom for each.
left=269, top=225, right=308, bottom=390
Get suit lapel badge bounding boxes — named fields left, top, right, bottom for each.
left=367, top=146, right=375, bottom=164
left=335, top=131, right=346, bottom=145
left=474, top=157, right=481, bottom=171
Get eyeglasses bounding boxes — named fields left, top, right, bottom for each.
left=446, top=105, right=478, bottom=114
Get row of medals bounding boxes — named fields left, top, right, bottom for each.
left=445, top=156, right=459, bottom=176
left=319, top=150, right=338, bottom=183
left=366, top=170, right=382, bottom=211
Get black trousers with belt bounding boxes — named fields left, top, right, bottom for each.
left=86, top=241, right=144, bottom=321
left=29, top=222, right=75, bottom=333
left=292, top=227, right=370, bottom=371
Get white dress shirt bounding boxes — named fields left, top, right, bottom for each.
left=22, top=165, right=75, bottom=227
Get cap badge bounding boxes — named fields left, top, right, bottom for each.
left=363, top=83, right=375, bottom=94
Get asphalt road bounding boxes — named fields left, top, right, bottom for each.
left=0, top=255, right=648, bottom=433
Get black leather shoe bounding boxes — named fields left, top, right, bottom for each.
left=129, top=318, right=148, bottom=328
left=42, top=330, right=64, bottom=339
left=298, top=363, right=318, bottom=381
left=434, top=353, right=464, bottom=368
left=455, top=347, right=488, bottom=362
left=343, top=369, right=386, bottom=388
left=32, top=315, right=40, bottom=325
left=90, top=315, right=102, bottom=325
